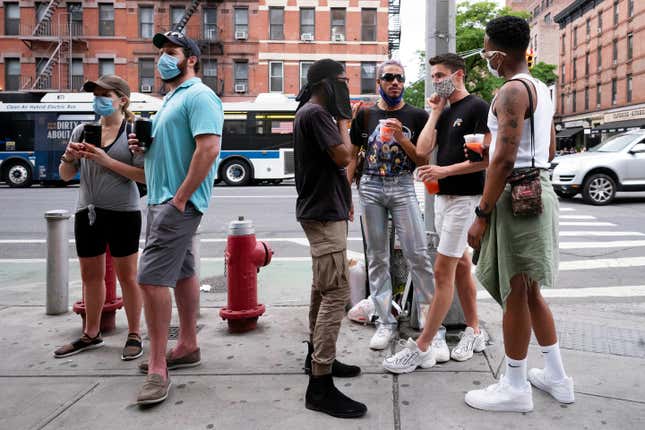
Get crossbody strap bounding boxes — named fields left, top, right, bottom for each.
left=507, top=78, right=536, bottom=168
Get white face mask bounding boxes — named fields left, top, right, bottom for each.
left=485, top=51, right=505, bottom=78
left=487, top=59, right=500, bottom=78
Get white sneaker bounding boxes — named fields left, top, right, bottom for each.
left=431, top=333, right=450, bottom=363
left=451, top=327, right=489, bottom=362
left=383, top=338, right=436, bottom=374
left=465, top=376, right=533, bottom=413
left=369, top=324, right=395, bottom=350
left=528, top=368, right=575, bottom=403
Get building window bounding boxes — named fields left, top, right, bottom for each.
left=202, top=59, right=218, bottom=92
left=614, top=1, right=619, bottom=26
left=269, top=62, right=283, bottom=92
left=627, top=33, right=633, bottom=60
left=361, top=9, right=377, bottom=41
left=572, top=90, right=576, bottom=113
left=598, top=11, right=603, bottom=32
left=171, top=6, right=185, bottom=33
left=35, top=57, right=51, bottom=88
left=611, top=78, right=617, bottom=104
left=361, top=62, right=376, bottom=94
left=234, top=61, right=248, bottom=92
left=613, top=39, right=618, bottom=64
left=331, top=8, right=346, bottom=41
left=4, top=58, right=20, bottom=90
left=561, top=34, right=565, bottom=52
left=544, top=13, right=551, bottom=24
left=629, top=0, right=635, bottom=18
left=627, top=74, right=632, bottom=103
left=584, top=87, right=589, bottom=111
left=560, top=93, right=565, bottom=114
left=586, top=18, right=590, bottom=36
left=596, top=83, right=601, bottom=107
left=67, top=3, right=83, bottom=36
left=573, top=26, right=577, bottom=45
left=269, top=7, right=284, bottom=40
left=99, top=58, right=115, bottom=77
left=203, top=7, right=217, bottom=40
left=561, top=64, right=565, bottom=85
left=234, top=8, right=249, bottom=34
left=36, top=2, right=52, bottom=35
left=300, top=8, right=315, bottom=39
left=573, top=57, right=577, bottom=80
left=138, top=59, right=154, bottom=92
left=597, top=46, right=602, bottom=69
left=71, top=58, right=83, bottom=90
left=99, top=3, right=114, bottom=36
left=139, top=6, right=154, bottom=39
left=300, top=61, right=313, bottom=90
left=585, top=52, right=590, bottom=76
left=4, top=2, right=19, bottom=35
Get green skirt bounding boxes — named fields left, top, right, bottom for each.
left=475, top=170, right=559, bottom=309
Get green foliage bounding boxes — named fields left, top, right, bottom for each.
left=403, top=78, right=426, bottom=109
left=530, top=62, right=558, bottom=86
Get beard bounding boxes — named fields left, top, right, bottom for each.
left=161, top=58, right=188, bottom=84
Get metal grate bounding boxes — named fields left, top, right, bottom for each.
left=283, top=149, right=295, bottom=175
left=166, top=324, right=204, bottom=340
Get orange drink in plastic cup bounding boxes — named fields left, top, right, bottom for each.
left=424, top=179, right=440, bottom=195
left=379, top=119, right=394, bottom=142
left=464, top=133, right=485, bottom=161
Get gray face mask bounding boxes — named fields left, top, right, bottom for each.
left=434, top=73, right=457, bottom=98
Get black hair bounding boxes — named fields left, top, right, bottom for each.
left=182, top=47, right=201, bottom=74
left=428, top=53, right=466, bottom=74
left=485, top=16, right=530, bottom=54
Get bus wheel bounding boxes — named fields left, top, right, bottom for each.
left=4, top=161, right=33, bottom=188
left=222, top=159, right=252, bottom=186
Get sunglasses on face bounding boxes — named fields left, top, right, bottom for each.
left=165, top=30, right=185, bottom=39
left=380, top=73, right=406, bottom=83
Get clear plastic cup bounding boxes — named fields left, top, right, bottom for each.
left=379, top=119, right=394, bottom=142
left=464, top=133, right=485, bottom=161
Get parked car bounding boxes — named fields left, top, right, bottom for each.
left=550, top=130, right=645, bottom=205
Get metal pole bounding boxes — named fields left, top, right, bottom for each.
left=45, top=210, right=71, bottom=315
left=423, top=0, right=465, bottom=328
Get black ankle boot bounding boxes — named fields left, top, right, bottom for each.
left=305, top=374, right=367, bottom=418
left=303, top=340, right=361, bottom=378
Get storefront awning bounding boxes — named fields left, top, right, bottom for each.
left=591, top=119, right=645, bottom=133
left=556, top=127, right=583, bottom=139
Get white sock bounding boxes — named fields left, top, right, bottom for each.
left=540, top=342, right=567, bottom=381
left=504, top=356, right=528, bottom=389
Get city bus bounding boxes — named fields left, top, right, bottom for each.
left=0, top=91, right=296, bottom=187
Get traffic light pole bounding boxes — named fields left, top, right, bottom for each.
left=423, top=0, right=466, bottom=328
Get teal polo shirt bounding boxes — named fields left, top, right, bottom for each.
left=145, top=77, right=224, bottom=214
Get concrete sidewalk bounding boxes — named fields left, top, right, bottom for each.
left=1, top=264, right=645, bottom=429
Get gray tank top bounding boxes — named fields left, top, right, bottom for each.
left=70, top=121, right=144, bottom=213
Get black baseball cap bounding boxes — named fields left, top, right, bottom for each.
left=153, top=31, right=201, bottom=57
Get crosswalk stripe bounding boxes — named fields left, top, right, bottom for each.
left=560, top=257, right=645, bottom=270
left=559, top=207, right=575, bottom=212
left=559, top=221, right=616, bottom=226
left=477, top=285, right=645, bottom=299
left=559, top=231, right=645, bottom=237
left=559, top=215, right=596, bottom=220
left=560, top=240, right=645, bottom=249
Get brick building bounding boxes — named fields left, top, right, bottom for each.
left=526, top=0, right=569, bottom=67
left=555, top=0, right=644, bottom=146
left=0, top=0, right=397, bottom=101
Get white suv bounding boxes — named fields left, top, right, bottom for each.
left=550, top=130, right=645, bottom=205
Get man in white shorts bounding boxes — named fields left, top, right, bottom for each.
left=383, top=53, right=490, bottom=373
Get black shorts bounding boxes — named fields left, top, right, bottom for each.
left=75, top=207, right=142, bottom=258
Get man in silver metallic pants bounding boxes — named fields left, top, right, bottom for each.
left=348, top=60, right=434, bottom=350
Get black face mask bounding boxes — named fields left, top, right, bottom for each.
left=329, top=80, right=352, bottom=120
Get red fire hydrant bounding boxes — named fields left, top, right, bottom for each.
left=220, top=217, right=273, bottom=333
left=72, top=246, right=124, bottom=333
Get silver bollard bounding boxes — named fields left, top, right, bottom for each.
left=45, top=210, right=71, bottom=315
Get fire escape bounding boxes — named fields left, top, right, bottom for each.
left=21, top=0, right=85, bottom=91
left=388, top=0, right=401, bottom=56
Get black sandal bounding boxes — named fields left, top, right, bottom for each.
left=54, top=333, right=104, bottom=358
left=121, top=333, right=143, bottom=361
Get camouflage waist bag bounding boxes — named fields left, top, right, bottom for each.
left=507, top=167, right=543, bottom=216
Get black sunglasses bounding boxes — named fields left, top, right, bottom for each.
left=380, top=73, right=405, bottom=83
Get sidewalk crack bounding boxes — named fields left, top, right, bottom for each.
left=33, top=381, right=99, bottom=430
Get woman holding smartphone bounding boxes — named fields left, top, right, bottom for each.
left=55, top=75, right=146, bottom=361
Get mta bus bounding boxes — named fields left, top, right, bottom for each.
left=0, top=91, right=296, bottom=187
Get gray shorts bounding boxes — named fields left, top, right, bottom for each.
left=138, top=201, right=202, bottom=288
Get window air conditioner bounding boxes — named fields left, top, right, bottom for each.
left=333, top=33, right=345, bottom=42
left=140, top=84, right=152, bottom=93
left=301, top=33, right=314, bottom=42
left=235, top=31, right=248, bottom=40
left=234, top=83, right=247, bottom=93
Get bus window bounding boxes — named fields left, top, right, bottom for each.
left=0, top=114, right=34, bottom=152
left=224, top=120, right=247, bottom=136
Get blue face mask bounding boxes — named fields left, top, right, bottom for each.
left=93, top=96, right=116, bottom=117
left=379, top=86, right=405, bottom=107
left=157, top=53, right=182, bottom=80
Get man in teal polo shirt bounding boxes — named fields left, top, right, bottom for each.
left=129, top=31, right=223, bottom=405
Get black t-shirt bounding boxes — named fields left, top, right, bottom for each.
left=294, top=103, right=352, bottom=222
left=435, top=95, right=490, bottom=195
left=350, top=104, right=428, bottom=176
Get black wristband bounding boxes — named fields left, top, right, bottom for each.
left=475, top=205, right=491, bottom=219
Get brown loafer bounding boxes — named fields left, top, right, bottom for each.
left=136, top=373, right=172, bottom=405
left=138, top=348, right=201, bottom=374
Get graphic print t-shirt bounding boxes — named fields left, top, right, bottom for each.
left=350, top=104, right=428, bottom=177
